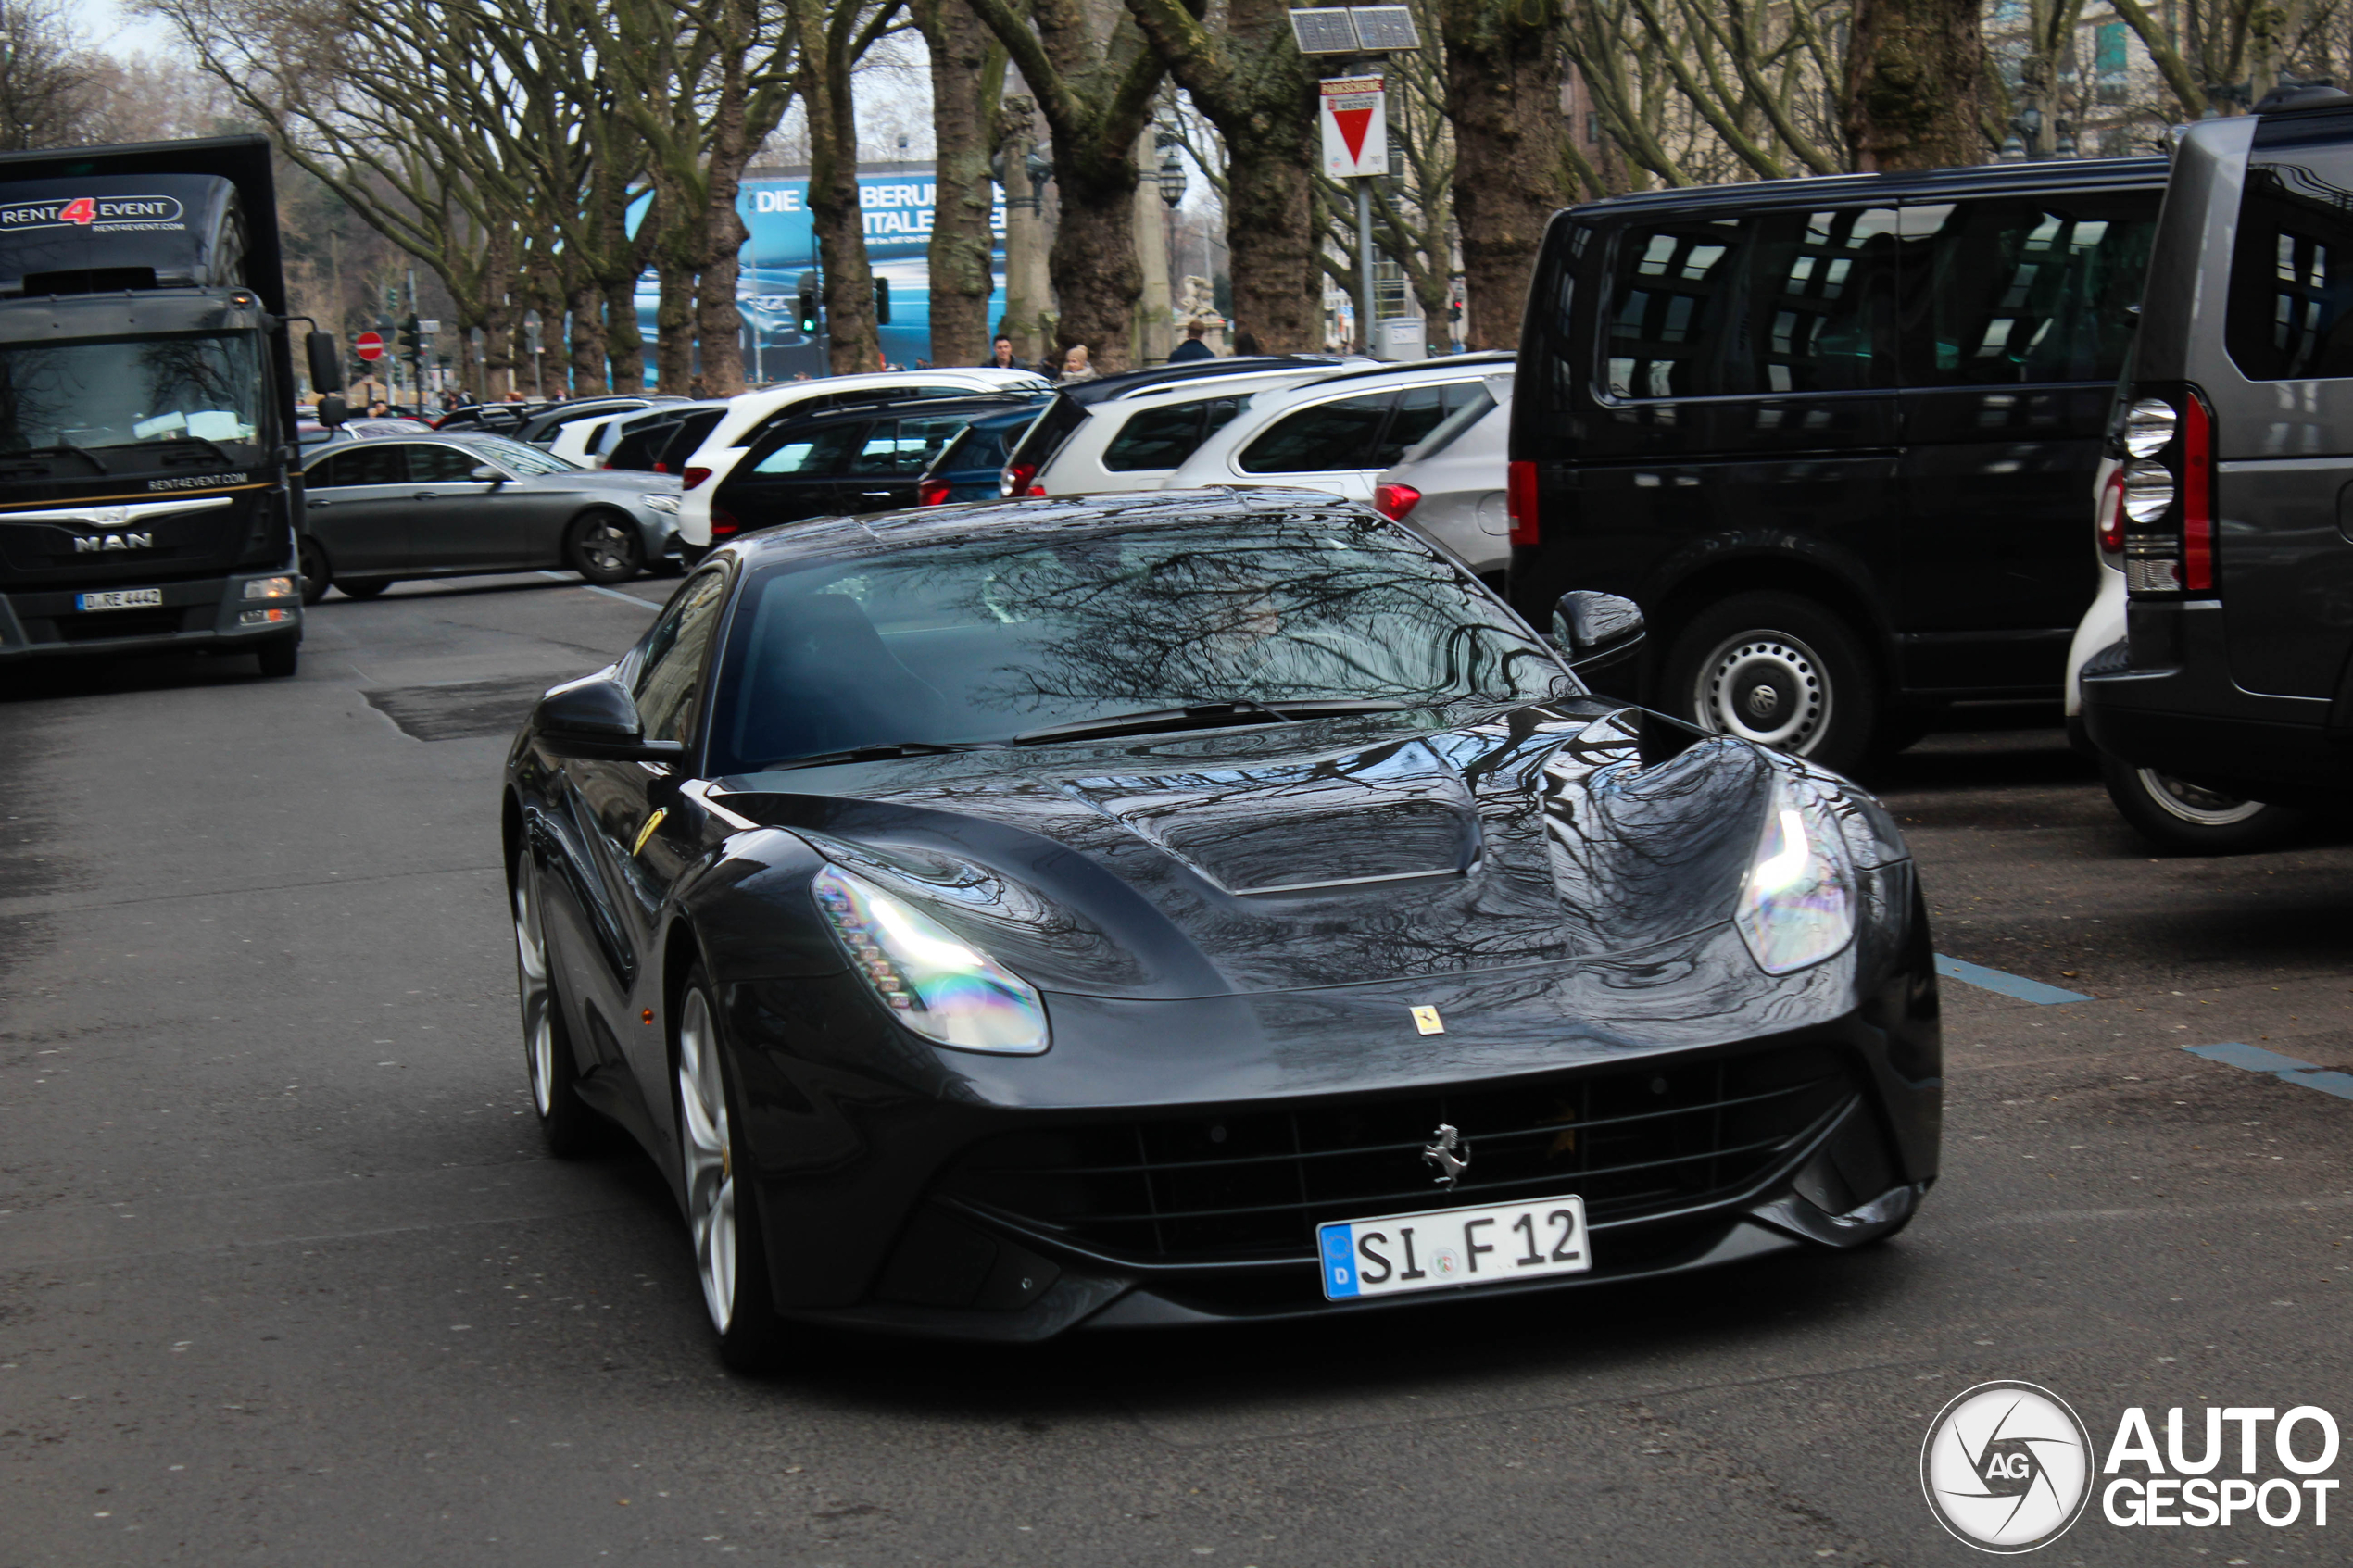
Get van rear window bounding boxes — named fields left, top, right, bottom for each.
left=2227, top=152, right=2353, bottom=380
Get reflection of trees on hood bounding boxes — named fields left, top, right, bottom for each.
left=925, top=517, right=1558, bottom=712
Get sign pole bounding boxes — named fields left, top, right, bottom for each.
left=1355, top=179, right=1376, bottom=357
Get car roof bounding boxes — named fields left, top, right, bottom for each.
left=744, top=392, right=1051, bottom=440
left=1059, top=355, right=1366, bottom=406
left=724, top=368, right=1050, bottom=420
left=1283, top=351, right=1514, bottom=390
left=720, top=487, right=1379, bottom=571
left=1571, top=156, right=2170, bottom=219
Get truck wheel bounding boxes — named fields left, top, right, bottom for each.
left=297, top=537, right=331, bottom=605
left=337, top=578, right=391, bottom=599
left=1661, top=592, right=1879, bottom=774
left=2097, top=751, right=2302, bottom=854
left=568, top=511, right=643, bottom=584
left=255, top=634, right=299, bottom=678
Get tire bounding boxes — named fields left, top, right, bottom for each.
left=2097, top=750, right=2303, bottom=854
left=254, top=634, right=299, bottom=678
left=1660, top=592, right=1880, bottom=775
left=337, top=577, right=392, bottom=599
left=512, top=852, right=606, bottom=1158
left=673, top=967, right=784, bottom=1372
left=568, top=511, right=643, bottom=585
left=297, top=537, right=331, bottom=605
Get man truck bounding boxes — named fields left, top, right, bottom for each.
left=0, top=134, right=345, bottom=676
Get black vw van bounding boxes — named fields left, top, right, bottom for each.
left=1508, top=159, right=2166, bottom=771
left=2081, top=94, right=2353, bottom=824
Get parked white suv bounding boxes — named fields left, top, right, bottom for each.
left=1371, top=370, right=1514, bottom=587
left=1027, top=363, right=1365, bottom=495
left=676, top=368, right=1051, bottom=549
left=1161, top=353, right=1512, bottom=504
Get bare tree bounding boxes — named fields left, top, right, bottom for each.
left=1441, top=0, right=1571, bottom=349
left=916, top=0, right=1006, bottom=368
left=0, top=0, right=96, bottom=149
left=1844, top=0, right=1990, bottom=169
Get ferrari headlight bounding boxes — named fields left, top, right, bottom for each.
left=812, top=863, right=1049, bottom=1053
left=1734, top=778, right=1856, bottom=974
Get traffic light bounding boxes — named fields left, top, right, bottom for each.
left=796, top=273, right=820, bottom=335
left=874, top=278, right=890, bottom=326
left=396, top=315, right=423, bottom=356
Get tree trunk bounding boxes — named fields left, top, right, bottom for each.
left=795, top=0, right=882, bottom=375
left=1047, top=148, right=1144, bottom=371
left=920, top=0, right=1002, bottom=369
left=605, top=271, right=646, bottom=393
left=654, top=252, right=697, bottom=393
left=1440, top=0, right=1570, bottom=353
left=694, top=54, right=754, bottom=396
left=567, top=273, right=609, bottom=396
left=1843, top=0, right=1993, bottom=170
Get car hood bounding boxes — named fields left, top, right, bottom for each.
left=698, top=702, right=1907, bottom=1001
left=534, top=468, right=682, bottom=495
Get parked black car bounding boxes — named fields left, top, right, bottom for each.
left=2081, top=91, right=2353, bottom=834
left=503, top=488, right=1938, bottom=1363
left=711, top=394, right=1049, bottom=538
left=1508, top=158, right=2167, bottom=771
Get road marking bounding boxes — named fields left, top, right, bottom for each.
left=2183, top=1040, right=2353, bottom=1101
left=1933, top=954, right=2093, bottom=1005
left=536, top=570, right=661, bottom=609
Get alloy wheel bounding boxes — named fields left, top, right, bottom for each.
left=512, top=859, right=556, bottom=1117
left=2136, top=769, right=2270, bottom=828
left=1692, top=629, right=1831, bottom=754
left=676, top=987, right=736, bottom=1334
left=581, top=520, right=635, bottom=577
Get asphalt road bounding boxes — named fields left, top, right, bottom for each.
left=6, top=575, right=2353, bottom=1567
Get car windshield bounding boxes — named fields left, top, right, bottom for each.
left=710, top=515, right=1564, bottom=773
left=470, top=434, right=580, bottom=473
left=0, top=332, right=263, bottom=459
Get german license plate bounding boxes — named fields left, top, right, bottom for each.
left=75, top=589, right=163, bottom=611
left=1318, top=1194, right=1589, bottom=1300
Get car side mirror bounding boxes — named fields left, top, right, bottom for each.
left=315, top=392, right=349, bottom=429
left=1552, top=591, right=1644, bottom=673
left=471, top=464, right=503, bottom=483
left=531, top=674, right=686, bottom=763
left=307, top=330, right=344, bottom=395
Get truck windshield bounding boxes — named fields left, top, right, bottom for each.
left=0, top=333, right=263, bottom=460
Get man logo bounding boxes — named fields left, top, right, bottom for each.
left=1920, top=1381, right=2093, bottom=1553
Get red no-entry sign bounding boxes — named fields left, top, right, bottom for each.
left=354, top=331, right=384, bottom=362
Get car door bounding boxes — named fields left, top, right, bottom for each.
left=1894, top=188, right=2158, bottom=692
left=557, top=567, right=733, bottom=1117
left=1233, top=392, right=1392, bottom=497
left=405, top=442, right=519, bottom=569
left=724, top=423, right=865, bottom=533
left=303, top=444, right=414, bottom=572
left=842, top=412, right=971, bottom=512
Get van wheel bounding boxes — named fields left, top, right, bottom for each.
left=1662, top=592, right=1879, bottom=773
left=337, top=578, right=392, bottom=599
left=297, top=537, right=331, bottom=604
left=2097, top=751, right=2302, bottom=854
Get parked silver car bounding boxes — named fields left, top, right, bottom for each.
left=1372, top=370, right=1514, bottom=588
left=297, top=433, right=682, bottom=603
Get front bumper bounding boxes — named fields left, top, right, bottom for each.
left=2080, top=599, right=2353, bottom=801
left=0, top=571, right=302, bottom=659
left=720, top=912, right=1941, bottom=1343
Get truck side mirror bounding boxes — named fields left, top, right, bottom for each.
left=306, top=331, right=345, bottom=395
left=315, top=393, right=349, bottom=429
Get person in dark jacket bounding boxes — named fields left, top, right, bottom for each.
left=986, top=334, right=1016, bottom=370
left=1167, top=320, right=1215, bottom=362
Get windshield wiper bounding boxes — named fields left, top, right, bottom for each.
left=96, top=434, right=238, bottom=466
left=763, top=740, right=999, bottom=771
left=1, top=444, right=103, bottom=474
left=1013, top=701, right=1308, bottom=746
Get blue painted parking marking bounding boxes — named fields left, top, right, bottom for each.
left=1319, top=1223, right=1360, bottom=1298
left=2185, top=1041, right=2353, bottom=1101
left=1933, top=954, right=2093, bottom=1006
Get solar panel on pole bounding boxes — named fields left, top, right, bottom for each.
left=1346, top=6, right=1421, bottom=49
left=1287, top=9, right=1362, bottom=53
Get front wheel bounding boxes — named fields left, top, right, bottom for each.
left=2097, top=751, right=2303, bottom=854
left=254, top=634, right=299, bottom=678
left=337, top=577, right=392, bottom=599
left=675, top=969, right=784, bottom=1372
left=568, top=511, right=643, bottom=585
left=297, top=537, right=331, bottom=605
left=1659, top=592, right=1880, bottom=774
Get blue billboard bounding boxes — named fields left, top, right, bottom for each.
left=631, top=161, right=1009, bottom=382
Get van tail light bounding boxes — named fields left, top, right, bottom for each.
left=1506, top=460, right=1540, bottom=546
left=710, top=509, right=741, bottom=540
left=917, top=478, right=952, bottom=507
left=2095, top=466, right=2124, bottom=555
left=1373, top=483, right=1421, bottom=521
left=2118, top=384, right=2216, bottom=596
left=682, top=466, right=711, bottom=491
left=1000, top=460, right=1039, bottom=498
